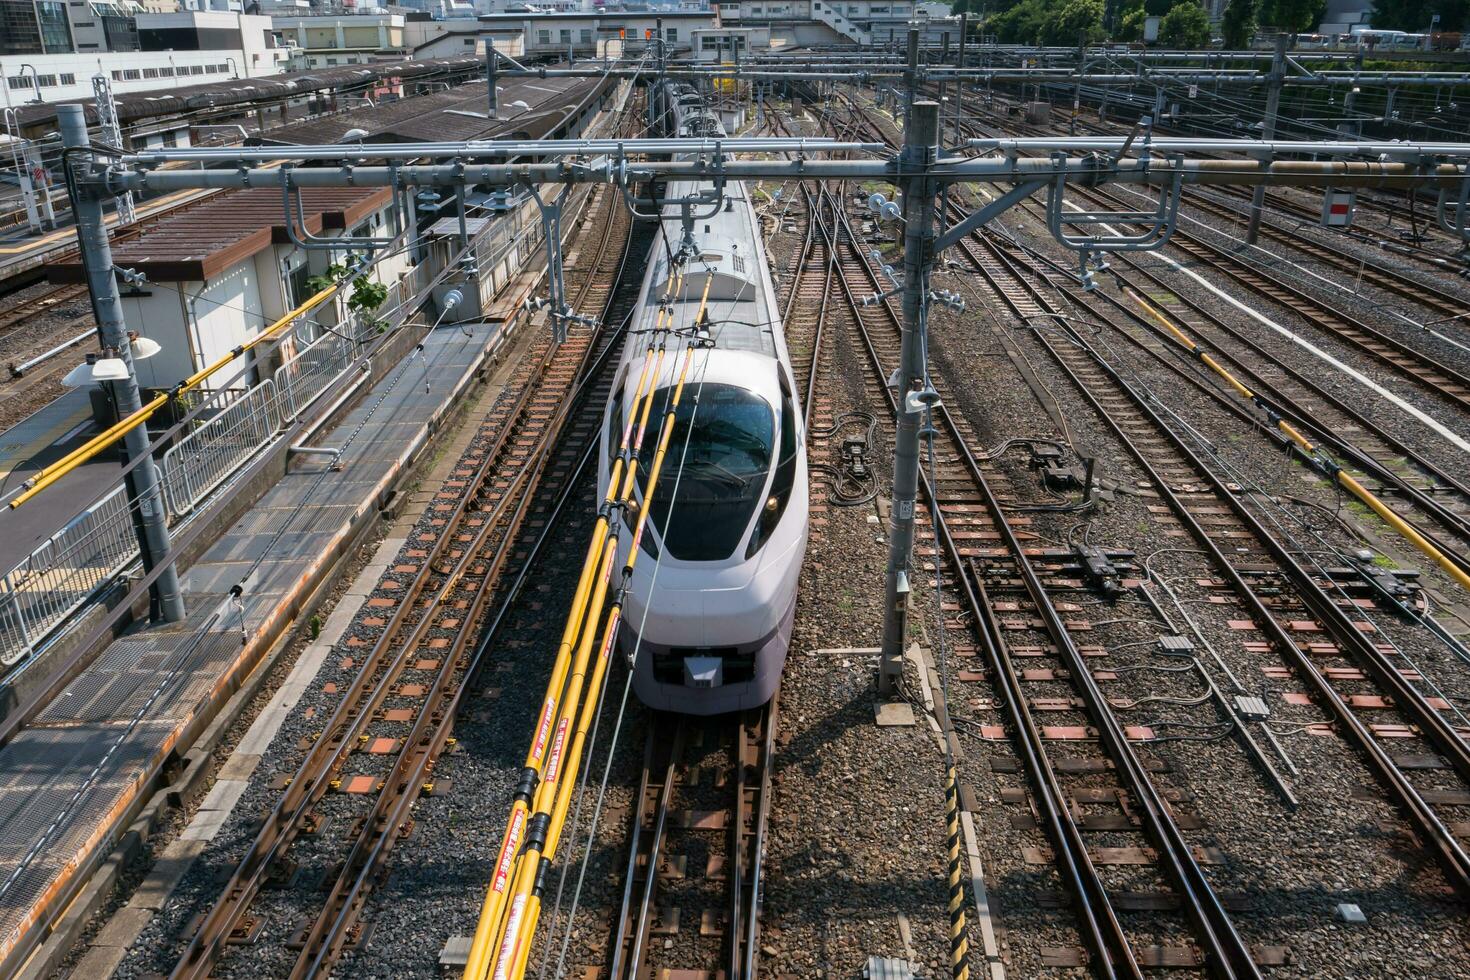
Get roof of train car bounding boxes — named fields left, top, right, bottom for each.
left=650, top=184, right=777, bottom=360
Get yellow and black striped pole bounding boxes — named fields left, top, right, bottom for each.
left=945, top=764, right=970, bottom=980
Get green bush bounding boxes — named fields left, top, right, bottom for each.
left=1159, top=1, right=1212, bottom=47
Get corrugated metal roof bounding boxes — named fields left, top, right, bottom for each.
left=252, top=74, right=609, bottom=145
left=46, top=186, right=392, bottom=283
left=10, top=56, right=485, bottom=131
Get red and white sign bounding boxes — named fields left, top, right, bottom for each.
left=1321, top=190, right=1355, bottom=228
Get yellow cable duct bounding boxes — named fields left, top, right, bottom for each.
left=485, top=271, right=713, bottom=980
left=9, top=279, right=342, bottom=508
left=1122, top=286, right=1470, bottom=593
left=462, top=272, right=688, bottom=980
left=502, top=333, right=703, bottom=980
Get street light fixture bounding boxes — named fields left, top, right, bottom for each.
left=61, top=335, right=161, bottom=387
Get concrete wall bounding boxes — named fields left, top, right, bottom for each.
left=0, top=46, right=291, bottom=106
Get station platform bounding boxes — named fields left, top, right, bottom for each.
left=0, top=315, right=504, bottom=973
left=0, top=389, right=115, bottom=573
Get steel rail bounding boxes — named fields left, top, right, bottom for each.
left=737, top=698, right=777, bottom=979
left=800, top=99, right=1143, bottom=976
left=770, top=109, right=848, bottom=431
left=968, top=230, right=1470, bottom=897
left=950, top=188, right=1470, bottom=582
left=607, top=703, right=774, bottom=980
left=609, top=716, right=683, bottom=979
left=603, top=723, right=659, bottom=979
left=286, top=178, right=641, bottom=977
left=169, top=328, right=567, bottom=980
left=1164, top=233, right=1470, bottom=415
left=1069, top=239, right=1470, bottom=572
left=171, top=177, right=628, bottom=979
left=1206, top=183, right=1470, bottom=266
left=813, top=190, right=1133, bottom=976
left=1166, top=186, right=1470, bottom=319
left=1045, top=174, right=1470, bottom=420
left=176, top=370, right=539, bottom=971
left=837, top=200, right=1258, bottom=977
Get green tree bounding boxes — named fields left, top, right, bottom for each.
left=1372, top=0, right=1467, bottom=33
left=1160, top=1, right=1212, bottom=46
left=1049, top=0, right=1107, bottom=43
left=990, top=0, right=1048, bottom=42
left=1116, top=7, right=1149, bottom=39
left=993, top=0, right=1105, bottom=43
left=1257, top=0, right=1325, bottom=32
left=1220, top=0, right=1258, bottom=47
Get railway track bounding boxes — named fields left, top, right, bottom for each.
left=168, top=178, right=638, bottom=980
left=772, top=113, right=1263, bottom=967
left=824, top=186, right=1260, bottom=976
left=0, top=283, right=87, bottom=335
left=608, top=703, right=775, bottom=978
left=822, top=90, right=1470, bottom=969
left=954, top=224, right=1470, bottom=903
left=1058, top=185, right=1470, bottom=411
left=1156, top=231, right=1470, bottom=416
left=1168, top=186, right=1470, bottom=317
left=936, top=175, right=1470, bottom=590
left=1006, top=225, right=1470, bottom=576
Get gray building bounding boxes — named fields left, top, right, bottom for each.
left=0, top=0, right=75, bottom=55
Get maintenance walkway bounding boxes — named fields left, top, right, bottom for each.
left=0, top=314, right=506, bottom=976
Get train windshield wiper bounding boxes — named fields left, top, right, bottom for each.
left=683, top=458, right=750, bottom=492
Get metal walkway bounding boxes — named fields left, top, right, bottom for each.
left=0, top=318, right=502, bottom=972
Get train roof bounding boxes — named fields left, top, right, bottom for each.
left=651, top=183, right=777, bottom=360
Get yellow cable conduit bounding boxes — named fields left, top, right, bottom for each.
left=8, top=278, right=345, bottom=509
left=464, top=268, right=715, bottom=980
left=1122, top=285, right=1470, bottom=594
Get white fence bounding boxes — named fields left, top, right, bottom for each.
left=0, top=485, right=136, bottom=666
left=0, top=190, right=551, bottom=669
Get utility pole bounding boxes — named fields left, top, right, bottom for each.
left=1246, top=33, right=1287, bottom=245
left=878, top=98, right=940, bottom=695
left=58, top=105, right=184, bottom=624
left=486, top=40, right=497, bottom=119
left=903, top=27, right=920, bottom=132
left=955, top=13, right=967, bottom=139
left=1071, top=30, right=1085, bottom=137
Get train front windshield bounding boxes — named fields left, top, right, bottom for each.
left=636, top=383, right=774, bottom=562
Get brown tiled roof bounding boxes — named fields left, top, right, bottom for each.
left=47, top=186, right=392, bottom=283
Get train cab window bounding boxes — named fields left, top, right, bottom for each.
left=606, top=385, right=625, bottom=468
left=747, top=387, right=797, bottom=558
left=637, top=383, right=774, bottom=561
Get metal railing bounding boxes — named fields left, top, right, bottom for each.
left=0, top=486, right=135, bottom=666
left=0, top=194, right=544, bottom=668
left=0, top=309, right=381, bottom=664
left=274, top=315, right=372, bottom=423
left=162, top=379, right=282, bottom=518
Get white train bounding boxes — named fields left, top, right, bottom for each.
left=596, top=82, right=808, bottom=715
